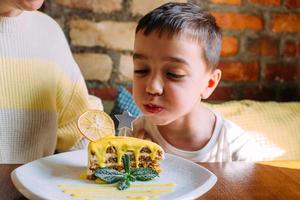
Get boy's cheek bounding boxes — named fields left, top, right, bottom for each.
left=133, top=86, right=144, bottom=97
left=132, top=93, right=142, bottom=107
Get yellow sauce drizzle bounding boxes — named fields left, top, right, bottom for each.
left=59, top=183, right=175, bottom=200
left=88, top=135, right=163, bottom=167
left=126, top=196, right=154, bottom=200
left=79, top=173, right=87, bottom=179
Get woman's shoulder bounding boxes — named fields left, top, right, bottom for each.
left=32, top=11, right=58, bottom=24
left=27, top=11, right=64, bottom=35
left=29, top=11, right=76, bottom=65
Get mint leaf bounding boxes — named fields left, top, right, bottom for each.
left=128, top=174, right=136, bottom=182
left=118, top=179, right=130, bottom=190
left=122, top=154, right=130, bottom=174
left=94, top=168, right=125, bottom=183
left=131, top=168, right=159, bottom=181
left=94, top=155, right=159, bottom=190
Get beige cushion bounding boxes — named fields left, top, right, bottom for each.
left=204, top=100, right=300, bottom=160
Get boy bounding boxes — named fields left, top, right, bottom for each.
left=130, top=2, right=262, bottom=162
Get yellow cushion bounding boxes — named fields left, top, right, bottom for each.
left=257, top=160, right=300, bottom=170
left=204, top=100, right=300, bottom=160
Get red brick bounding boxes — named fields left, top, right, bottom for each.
left=212, top=12, right=263, bottom=30
left=219, top=61, right=259, bottom=81
left=249, top=0, right=280, bottom=6
left=284, top=41, right=298, bottom=57
left=247, top=37, right=278, bottom=57
left=221, top=36, right=239, bottom=57
left=265, top=63, right=299, bottom=81
left=88, top=87, right=117, bottom=101
left=55, top=0, right=122, bottom=13
left=211, top=0, right=241, bottom=5
left=271, top=13, right=300, bottom=32
left=242, top=86, right=276, bottom=101
left=208, top=86, right=234, bottom=101
left=56, top=0, right=92, bottom=10
left=286, top=0, right=300, bottom=8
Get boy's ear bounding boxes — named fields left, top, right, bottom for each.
left=201, top=69, right=222, bottom=99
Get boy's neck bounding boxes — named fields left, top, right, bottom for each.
left=157, top=106, right=216, bottom=151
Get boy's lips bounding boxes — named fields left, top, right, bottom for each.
left=143, top=103, right=163, bottom=113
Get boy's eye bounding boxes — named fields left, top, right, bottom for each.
left=134, top=69, right=149, bottom=76
left=166, top=72, right=186, bottom=79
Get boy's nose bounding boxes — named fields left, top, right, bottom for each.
left=146, top=75, right=163, bottom=96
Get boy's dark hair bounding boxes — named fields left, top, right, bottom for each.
left=136, top=2, right=222, bottom=70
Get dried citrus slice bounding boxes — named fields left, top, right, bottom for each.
left=77, top=110, right=115, bottom=141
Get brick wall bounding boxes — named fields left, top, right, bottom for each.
left=42, top=0, right=300, bottom=102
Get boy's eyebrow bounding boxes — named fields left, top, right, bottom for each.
left=133, top=54, right=190, bottom=66
left=133, top=53, right=148, bottom=60
left=163, top=56, right=190, bottom=66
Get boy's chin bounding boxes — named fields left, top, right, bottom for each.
left=146, top=115, right=172, bottom=126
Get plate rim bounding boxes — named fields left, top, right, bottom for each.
left=11, top=170, right=45, bottom=200
left=11, top=150, right=217, bottom=200
left=165, top=154, right=217, bottom=200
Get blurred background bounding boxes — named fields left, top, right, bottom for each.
left=41, top=0, right=300, bottom=103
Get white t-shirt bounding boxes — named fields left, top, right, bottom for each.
left=127, top=111, right=265, bottom=162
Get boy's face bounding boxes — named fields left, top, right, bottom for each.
left=133, top=31, right=218, bottom=125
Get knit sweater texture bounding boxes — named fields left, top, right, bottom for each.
left=0, top=11, right=90, bottom=163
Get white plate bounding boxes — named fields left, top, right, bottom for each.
left=11, top=150, right=217, bottom=200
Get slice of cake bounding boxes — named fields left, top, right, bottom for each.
left=87, top=135, right=164, bottom=180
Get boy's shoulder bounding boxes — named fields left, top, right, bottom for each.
left=222, top=118, right=246, bottom=134
left=217, top=115, right=265, bottom=161
left=213, top=111, right=252, bottom=144
left=213, top=110, right=246, bottom=133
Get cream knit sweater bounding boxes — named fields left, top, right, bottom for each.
left=0, top=11, right=90, bottom=163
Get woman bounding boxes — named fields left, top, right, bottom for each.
left=0, top=0, right=90, bottom=164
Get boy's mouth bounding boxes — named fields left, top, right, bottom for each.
left=143, top=103, right=163, bottom=114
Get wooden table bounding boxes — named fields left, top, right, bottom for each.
left=200, top=162, right=300, bottom=200
left=1, top=162, right=299, bottom=200
left=0, top=164, right=26, bottom=200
